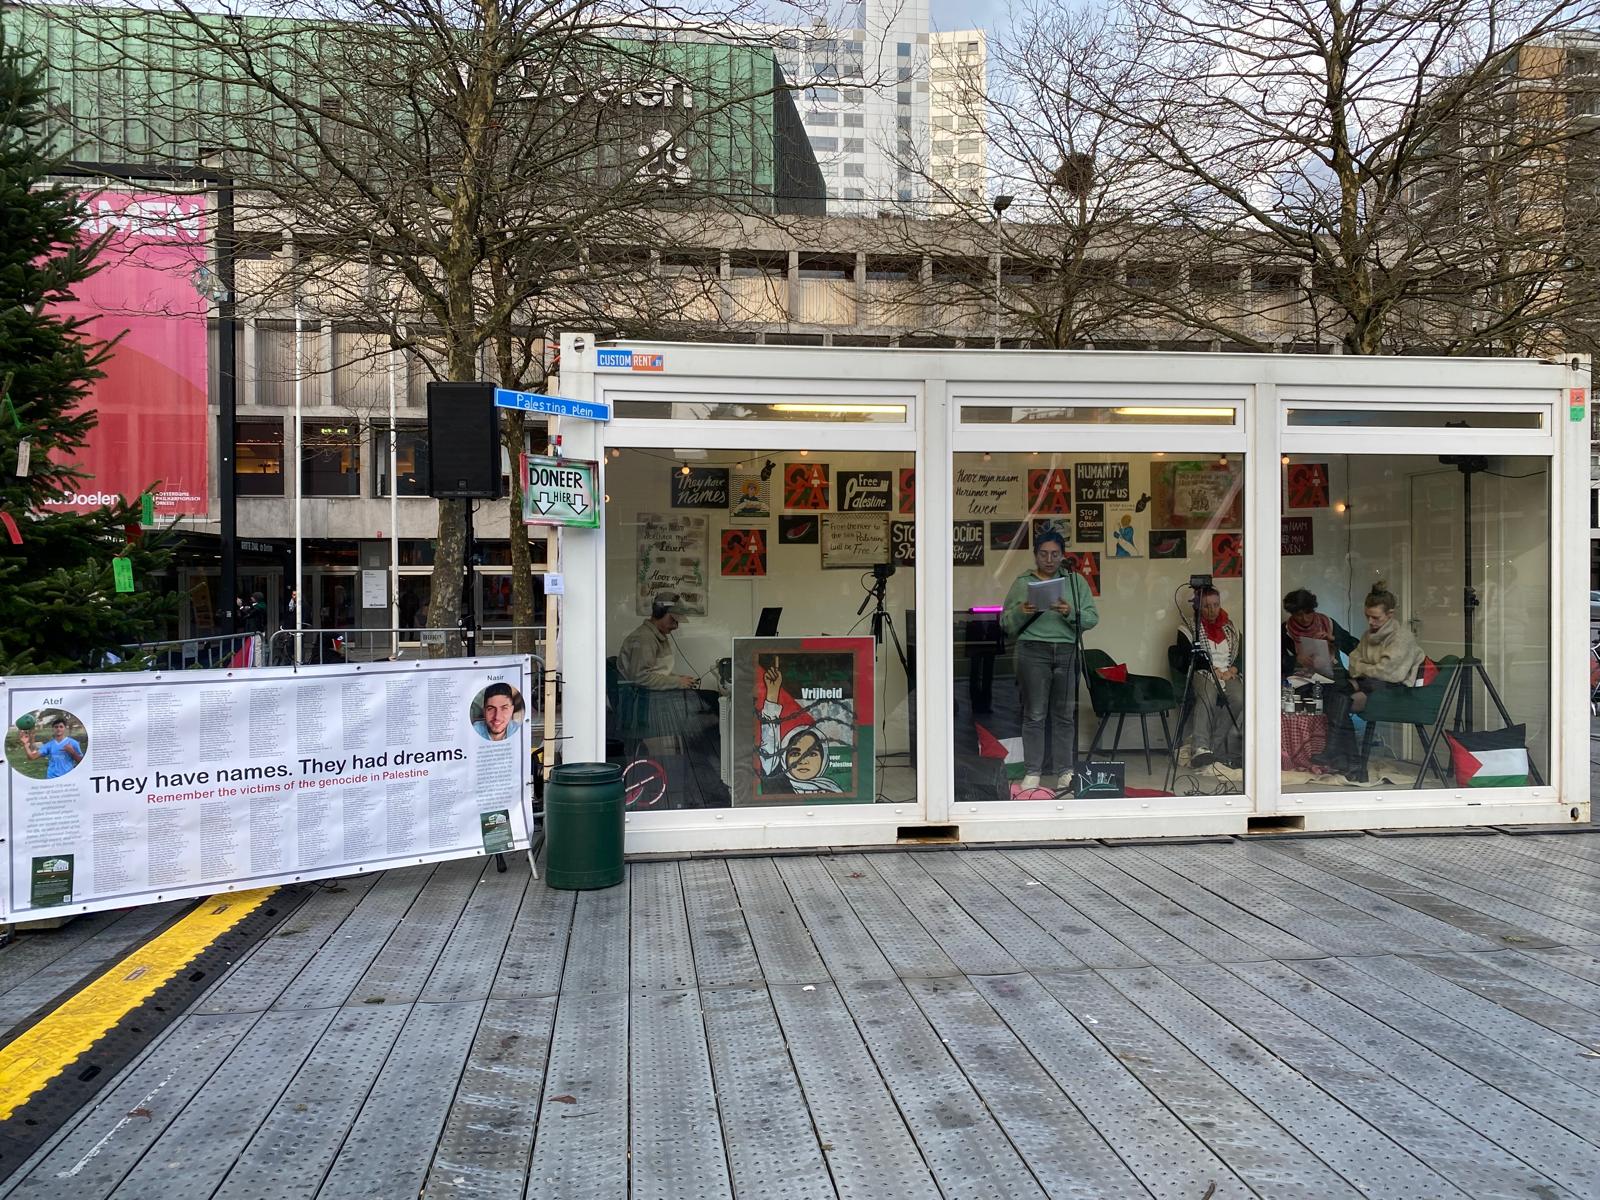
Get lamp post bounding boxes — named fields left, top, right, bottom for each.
left=991, top=193, right=1013, bottom=348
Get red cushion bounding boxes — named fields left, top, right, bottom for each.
left=1419, top=657, right=1438, bottom=686
left=1096, top=663, right=1129, bottom=683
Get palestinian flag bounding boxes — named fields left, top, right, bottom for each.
left=976, top=723, right=1026, bottom=780
left=1445, top=725, right=1529, bottom=788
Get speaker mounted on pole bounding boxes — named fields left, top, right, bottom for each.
left=427, top=381, right=503, bottom=499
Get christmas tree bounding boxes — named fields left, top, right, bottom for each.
left=0, top=25, right=175, bottom=673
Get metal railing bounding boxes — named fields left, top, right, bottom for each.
left=117, top=633, right=264, bottom=671
left=266, top=625, right=546, bottom=668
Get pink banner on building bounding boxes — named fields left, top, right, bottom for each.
left=45, top=191, right=211, bottom=517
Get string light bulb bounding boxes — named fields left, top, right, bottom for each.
left=799, top=449, right=810, bottom=456
left=1281, top=455, right=1290, bottom=465
left=680, top=464, right=691, bottom=475
left=1335, top=501, right=1347, bottom=513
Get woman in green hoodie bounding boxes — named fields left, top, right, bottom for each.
left=1001, top=528, right=1099, bottom=792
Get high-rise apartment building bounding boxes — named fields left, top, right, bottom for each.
left=929, top=30, right=987, bottom=212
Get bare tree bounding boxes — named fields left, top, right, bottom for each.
left=34, top=0, right=819, bottom=637
left=1112, top=0, right=1600, bottom=354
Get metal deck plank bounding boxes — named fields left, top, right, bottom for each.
left=865, top=854, right=1021, bottom=976
left=106, top=1008, right=337, bottom=1200
left=1236, top=958, right=1600, bottom=1197
left=819, top=855, right=964, bottom=979
left=1105, top=964, right=1471, bottom=1199
left=1395, top=949, right=1600, bottom=1047
left=767, top=981, right=937, bottom=1200
left=489, top=876, right=576, bottom=999
left=1347, top=837, right=1600, bottom=938
left=1040, top=969, right=1372, bottom=1200
left=1433, top=835, right=1600, bottom=898
left=0, top=903, right=192, bottom=1032
left=725, top=859, right=827, bottom=985
left=210, top=1006, right=408, bottom=1200
left=1138, top=842, right=1442, bottom=956
left=908, top=852, right=1085, bottom=972
left=1337, top=955, right=1600, bottom=1099
left=316, top=1000, right=485, bottom=1200
left=272, top=865, right=437, bottom=1010
left=525, top=990, right=628, bottom=1200
left=838, top=978, right=1049, bottom=1200
left=962, top=850, right=1147, bottom=968
left=970, top=972, right=1254, bottom=1200
left=1004, top=849, right=1209, bottom=967
left=1169, top=962, right=1574, bottom=1200
left=423, top=996, right=557, bottom=1200
left=1060, top=850, right=1275, bottom=963
left=1240, top=842, right=1526, bottom=949
left=1526, top=832, right=1600, bottom=865
left=194, top=877, right=377, bottom=1016
left=0, top=910, right=125, bottom=997
left=700, top=985, right=834, bottom=1200
left=1484, top=946, right=1600, bottom=1012
left=347, top=857, right=484, bottom=1005
left=419, top=859, right=530, bottom=1003
left=774, top=858, right=897, bottom=983
left=2, top=1012, right=261, bottom=1200
left=629, top=990, right=732, bottom=1200
left=1112, top=845, right=1356, bottom=958
left=678, top=859, right=762, bottom=986
left=904, top=975, right=1155, bottom=1199
left=1284, top=839, right=1589, bottom=946
left=629, top=862, right=698, bottom=993
left=559, top=873, right=632, bottom=995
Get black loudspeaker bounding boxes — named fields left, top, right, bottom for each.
left=427, top=381, right=502, bottom=498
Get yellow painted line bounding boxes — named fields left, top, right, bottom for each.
left=0, top=888, right=275, bottom=1120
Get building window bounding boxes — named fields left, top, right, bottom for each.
left=844, top=112, right=865, bottom=127
left=845, top=137, right=864, bottom=153
left=373, top=422, right=431, bottom=497
left=897, top=41, right=911, bottom=55
left=844, top=162, right=866, bottom=176
left=897, top=89, right=912, bottom=106
left=812, top=136, right=839, bottom=151
left=844, top=188, right=865, bottom=199
left=235, top=419, right=284, bottom=496
left=809, top=111, right=838, bottom=126
left=844, top=88, right=863, bottom=103
left=898, top=66, right=913, bottom=82
left=302, top=422, right=361, bottom=497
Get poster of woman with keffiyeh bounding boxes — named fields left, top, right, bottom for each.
left=730, top=636, right=876, bottom=806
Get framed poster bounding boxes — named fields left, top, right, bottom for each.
left=670, top=466, right=729, bottom=509
left=721, top=528, right=768, bottom=576
left=778, top=514, right=819, bottom=544
left=1106, top=505, right=1142, bottom=557
left=952, top=521, right=985, bottom=565
left=1149, top=529, right=1187, bottom=559
left=820, top=514, right=889, bottom=568
left=1063, top=551, right=1100, bottom=596
left=730, top=636, right=876, bottom=806
left=1075, top=504, right=1104, bottom=545
left=1212, top=532, right=1243, bottom=579
left=890, top=519, right=916, bottom=567
left=953, top=466, right=1023, bottom=517
left=729, top=469, right=771, bottom=518
left=1028, top=467, right=1072, bottom=515
left=990, top=520, right=1028, bottom=552
left=837, top=470, right=894, bottom=512
left=636, top=512, right=709, bottom=615
left=783, top=462, right=830, bottom=509
left=1281, top=517, right=1313, bottom=556
left=1152, top=460, right=1243, bottom=529
left=1285, top=462, right=1330, bottom=509
left=898, top=468, right=916, bottom=514
left=1075, top=462, right=1130, bottom=503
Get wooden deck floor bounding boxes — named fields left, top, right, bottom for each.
left=6, top=830, right=1600, bottom=1198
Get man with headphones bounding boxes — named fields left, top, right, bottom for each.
left=618, top=593, right=700, bottom=691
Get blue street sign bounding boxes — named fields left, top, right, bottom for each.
left=493, top=388, right=611, bottom=421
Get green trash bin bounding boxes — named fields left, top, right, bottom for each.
left=544, top=762, right=625, bottom=890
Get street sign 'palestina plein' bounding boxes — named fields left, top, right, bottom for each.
left=494, top=388, right=611, bottom=422
left=522, top=455, right=601, bottom=529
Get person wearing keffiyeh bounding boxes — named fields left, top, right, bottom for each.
left=1178, top=585, right=1242, bottom=769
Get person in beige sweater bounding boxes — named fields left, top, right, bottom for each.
left=1314, top=581, right=1424, bottom=780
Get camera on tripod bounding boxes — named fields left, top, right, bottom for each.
left=872, top=562, right=896, bottom=582
left=1188, top=573, right=1212, bottom=590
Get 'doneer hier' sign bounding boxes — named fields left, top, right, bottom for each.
left=522, top=454, right=600, bottom=529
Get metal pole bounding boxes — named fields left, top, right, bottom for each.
left=1463, top=465, right=1475, bottom=729
left=293, top=295, right=304, bottom=665
left=388, top=327, right=400, bottom=658
left=217, top=178, right=238, bottom=641
left=992, top=225, right=1002, bottom=350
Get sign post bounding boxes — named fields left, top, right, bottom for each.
left=521, top=455, right=601, bottom=529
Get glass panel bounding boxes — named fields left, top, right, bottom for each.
left=961, top=404, right=1237, bottom=425
left=614, top=399, right=907, bottom=422
left=302, top=422, right=360, bottom=496
left=1285, top=408, right=1543, bottom=429
left=236, top=418, right=284, bottom=496
left=604, top=446, right=916, bottom=811
left=951, top=451, right=1247, bottom=801
left=1279, top=454, right=1550, bottom=792
left=372, top=423, right=431, bottom=496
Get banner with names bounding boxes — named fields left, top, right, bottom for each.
left=0, top=657, right=533, bottom=919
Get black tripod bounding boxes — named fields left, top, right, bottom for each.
left=1428, top=457, right=1544, bottom=784
left=852, top=565, right=915, bottom=794
left=1165, top=582, right=1243, bottom=792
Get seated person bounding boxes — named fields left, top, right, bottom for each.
left=1280, top=587, right=1357, bottom=680
left=1314, top=581, right=1425, bottom=780
left=1177, top=585, right=1242, bottom=769
left=618, top=592, right=701, bottom=691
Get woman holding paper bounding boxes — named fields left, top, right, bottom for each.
left=1001, top=528, right=1099, bottom=793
